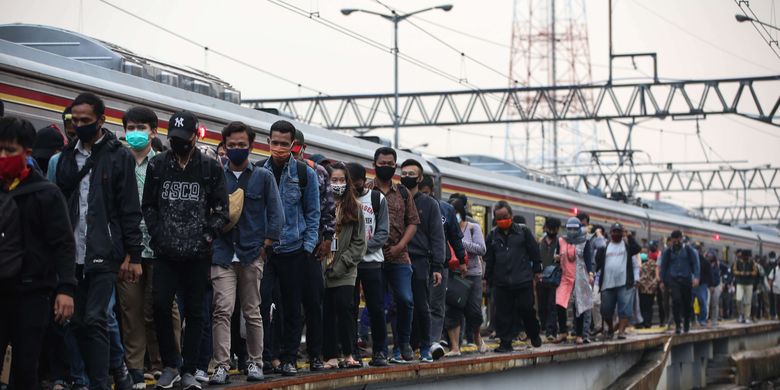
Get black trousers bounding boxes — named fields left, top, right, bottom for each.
left=409, top=256, right=432, bottom=351
left=0, top=288, right=50, bottom=390
left=555, top=305, right=568, bottom=335
left=670, top=278, right=693, bottom=329
left=639, top=293, right=655, bottom=327
left=153, top=257, right=210, bottom=375
left=72, top=269, right=115, bottom=390
left=536, top=284, right=558, bottom=336
left=655, top=286, right=666, bottom=324
left=260, top=256, right=283, bottom=362
left=269, top=250, right=306, bottom=365
left=353, top=266, right=386, bottom=355
left=301, top=253, right=324, bottom=360
left=323, top=286, right=356, bottom=359
left=494, top=284, right=540, bottom=344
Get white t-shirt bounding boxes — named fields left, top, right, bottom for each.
left=603, top=241, right=627, bottom=290
left=359, top=190, right=384, bottom=263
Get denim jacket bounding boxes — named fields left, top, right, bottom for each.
left=263, top=155, right=320, bottom=254
left=213, top=164, right=285, bottom=265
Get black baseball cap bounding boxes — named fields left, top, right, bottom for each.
left=609, top=223, right=623, bottom=232
left=576, top=211, right=590, bottom=222
left=167, top=111, right=198, bottom=140
left=671, top=230, right=683, bottom=239
left=32, top=125, right=66, bottom=159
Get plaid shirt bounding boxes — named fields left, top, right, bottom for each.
left=637, top=259, right=658, bottom=294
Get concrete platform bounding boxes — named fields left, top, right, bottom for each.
left=166, top=320, right=780, bottom=390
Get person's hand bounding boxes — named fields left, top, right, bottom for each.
left=553, top=254, right=561, bottom=263
left=53, top=294, right=74, bottom=324
left=316, top=239, right=332, bottom=261
left=588, top=273, right=594, bottom=285
left=127, top=263, right=142, bottom=283
left=387, top=245, right=402, bottom=258
left=692, top=278, right=700, bottom=288
left=432, top=272, right=442, bottom=287
left=459, top=263, right=468, bottom=275
left=534, top=273, right=542, bottom=283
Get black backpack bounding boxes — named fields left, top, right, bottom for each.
left=0, top=181, right=59, bottom=280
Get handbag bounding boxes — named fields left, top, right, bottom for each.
left=541, top=264, right=562, bottom=287
left=447, top=244, right=469, bottom=272
left=446, top=273, right=474, bottom=309
left=223, top=169, right=252, bottom=233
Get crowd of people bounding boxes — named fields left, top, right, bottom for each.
left=0, top=93, right=779, bottom=390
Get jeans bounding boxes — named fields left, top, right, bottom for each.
left=694, top=284, right=709, bottom=324
left=409, top=256, right=432, bottom=352
left=429, top=268, right=448, bottom=344
left=301, top=253, right=324, bottom=360
left=269, top=249, right=306, bottom=365
left=384, top=263, right=414, bottom=350
left=601, top=285, right=635, bottom=320
left=0, top=289, right=50, bottom=390
left=107, top=288, right=125, bottom=370
left=323, top=286, right=356, bottom=359
left=493, top=283, right=540, bottom=344
left=670, top=278, right=693, bottom=328
left=154, top=257, right=210, bottom=375
left=72, top=270, right=116, bottom=390
left=354, top=266, right=386, bottom=355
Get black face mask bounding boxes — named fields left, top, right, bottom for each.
left=547, top=231, right=557, bottom=238
left=375, top=165, right=395, bottom=181
left=400, top=176, right=418, bottom=190
left=673, top=242, right=682, bottom=250
left=75, top=121, right=100, bottom=143
left=610, top=233, right=623, bottom=243
left=169, top=136, right=193, bottom=158
left=353, top=186, right=364, bottom=197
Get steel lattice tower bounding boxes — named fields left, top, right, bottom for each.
left=504, top=0, right=595, bottom=174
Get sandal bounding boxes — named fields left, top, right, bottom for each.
left=324, top=359, right=340, bottom=370
left=575, top=337, right=584, bottom=345
left=444, top=350, right=462, bottom=357
left=343, top=358, right=363, bottom=369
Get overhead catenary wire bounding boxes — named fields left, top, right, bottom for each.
left=734, top=0, right=780, bottom=60
left=97, top=0, right=329, bottom=96
left=629, top=0, right=779, bottom=70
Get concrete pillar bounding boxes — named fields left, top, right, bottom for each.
left=692, top=341, right=712, bottom=388
left=668, top=343, right=695, bottom=390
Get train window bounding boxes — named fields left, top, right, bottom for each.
left=470, top=204, right=488, bottom=235
left=534, top=215, right=545, bottom=238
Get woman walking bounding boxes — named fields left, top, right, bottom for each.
left=555, top=218, right=594, bottom=344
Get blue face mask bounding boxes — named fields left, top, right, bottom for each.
left=226, top=148, right=249, bottom=166
left=125, top=130, right=149, bottom=150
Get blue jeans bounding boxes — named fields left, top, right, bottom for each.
left=384, top=263, right=413, bottom=351
left=67, top=286, right=125, bottom=387
left=601, top=285, right=635, bottom=320
left=694, top=284, right=709, bottom=323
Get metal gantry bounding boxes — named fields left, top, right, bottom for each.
left=558, top=166, right=780, bottom=193
left=242, top=76, right=780, bottom=129
left=698, top=204, right=780, bottom=224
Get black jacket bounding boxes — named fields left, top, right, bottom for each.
left=13, top=170, right=77, bottom=296
left=408, top=192, right=446, bottom=272
left=484, top=223, right=541, bottom=288
left=56, top=130, right=143, bottom=271
left=699, top=255, right=713, bottom=286
left=595, top=235, right=642, bottom=289
left=142, top=149, right=228, bottom=260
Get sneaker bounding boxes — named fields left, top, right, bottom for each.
left=430, top=342, right=445, bottom=360
left=309, top=357, right=324, bottom=372
left=401, top=344, right=414, bottom=362
left=745, top=319, right=753, bottom=324
left=181, top=373, right=201, bottom=390
left=129, top=369, right=146, bottom=390
left=683, top=322, right=690, bottom=333
left=675, top=327, right=682, bottom=335
left=144, top=372, right=155, bottom=381
left=155, top=367, right=180, bottom=389
left=530, top=334, right=542, bottom=348
left=389, top=348, right=407, bottom=364
left=193, top=369, right=208, bottom=383
left=112, top=363, right=133, bottom=390
left=246, top=362, right=264, bottom=382
left=369, top=351, right=388, bottom=367
left=262, top=360, right=274, bottom=375
left=208, top=366, right=230, bottom=385
left=494, top=342, right=513, bottom=353
left=281, top=362, right=297, bottom=377
left=420, top=350, right=433, bottom=363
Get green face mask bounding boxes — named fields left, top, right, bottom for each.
left=125, top=130, right=149, bottom=150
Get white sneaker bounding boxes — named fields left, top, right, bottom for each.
left=246, top=362, right=264, bottom=382
left=430, top=343, right=445, bottom=360
left=193, top=369, right=208, bottom=383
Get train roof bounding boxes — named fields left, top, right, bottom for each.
left=0, top=26, right=769, bottom=245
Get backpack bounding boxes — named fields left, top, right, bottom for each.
left=0, top=181, right=59, bottom=280
left=370, top=189, right=381, bottom=218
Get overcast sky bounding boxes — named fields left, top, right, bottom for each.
left=3, top=0, right=779, bottom=212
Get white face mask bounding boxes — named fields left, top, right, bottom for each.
left=456, top=214, right=462, bottom=223
left=331, top=184, right=347, bottom=196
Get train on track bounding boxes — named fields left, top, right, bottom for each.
left=2, top=23, right=778, bottom=261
